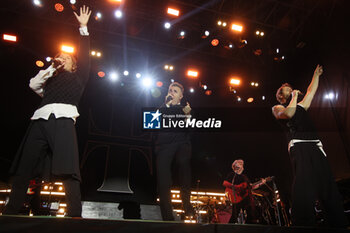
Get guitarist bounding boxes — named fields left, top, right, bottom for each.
left=223, top=159, right=265, bottom=224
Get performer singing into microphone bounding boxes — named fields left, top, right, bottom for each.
left=155, top=82, right=194, bottom=221
left=3, top=6, right=92, bottom=217
left=223, top=159, right=265, bottom=224
left=272, top=65, right=348, bottom=227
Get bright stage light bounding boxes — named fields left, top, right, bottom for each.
left=170, top=79, right=174, bottom=83
left=156, top=81, right=163, bottom=87
left=324, top=92, right=335, bottom=100
left=91, top=51, right=96, bottom=56
left=114, top=10, right=123, bottom=18
left=108, top=0, right=122, bottom=3
left=164, top=22, right=171, bottom=29
left=247, top=97, right=254, bottom=103
left=262, top=96, right=265, bottom=100
left=237, top=96, right=241, bottom=102
left=142, top=77, right=153, bottom=87
left=33, top=0, right=42, bottom=7
left=211, top=39, right=219, bottom=46
left=70, top=0, right=76, bottom=4
left=205, top=90, right=212, bottom=96
left=164, top=65, right=169, bottom=70
left=256, top=30, right=260, bottom=35
left=169, top=65, right=174, bottom=70
left=276, top=48, right=279, bottom=53
left=230, top=78, right=241, bottom=86
left=229, top=43, right=233, bottom=48
left=36, top=60, right=44, bottom=67
left=98, top=71, right=105, bottom=78
left=203, top=85, right=207, bottom=90
left=231, top=23, right=243, bottom=32
left=3, top=34, right=17, bottom=42
left=187, top=70, right=199, bottom=78
left=260, top=32, right=264, bottom=36
left=96, top=52, right=101, bottom=57
left=55, top=3, right=64, bottom=12
left=109, top=72, right=118, bottom=81
left=167, top=7, right=180, bottom=16
left=217, top=20, right=222, bottom=26
left=180, top=31, right=185, bottom=37
left=95, top=12, right=102, bottom=20
left=222, top=22, right=227, bottom=27
left=61, top=45, right=74, bottom=53
left=46, top=57, right=52, bottom=62
left=123, top=70, right=129, bottom=76
left=189, top=88, right=194, bottom=93
left=136, top=73, right=141, bottom=78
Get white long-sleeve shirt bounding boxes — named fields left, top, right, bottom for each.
left=29, top=26, right=89, bottom=123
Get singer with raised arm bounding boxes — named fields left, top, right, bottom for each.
left=155, top=82, right=194, bottom=221
left=3, top=6, right=92, bottom=218
left=272, top=65, right=348, bottom=227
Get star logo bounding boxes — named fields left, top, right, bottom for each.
left=150, top=109, right=162, bottom=122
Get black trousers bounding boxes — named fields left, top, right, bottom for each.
left=4, top=116, right=82, bottom=217
left=229, top=197, right=255, bottom=224
left=155, top=141, right=192, bottom=220
left=290, top=142, right=348, bottom=227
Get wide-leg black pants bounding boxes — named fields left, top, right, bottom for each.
left=4, top=115, right=82, bottom=217
left=155, top=141, right=192, bottom=220
left=290, top=142, right=348, bottom=227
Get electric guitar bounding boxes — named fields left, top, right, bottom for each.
left=225, top=176, right=273, bottom=204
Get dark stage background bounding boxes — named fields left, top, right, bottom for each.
left=1, top=0, right=350, bottom=207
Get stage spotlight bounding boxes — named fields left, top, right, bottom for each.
left=179, top=31, right=185, bottom=38
left=260, top=31, right=264, bottom=36
left=203, top=85, right=207, bottom=90
left=229, top=43, right=233, bottom=49
left=231, top=23, right=243, bottom=32
left=211, top=39, right=219, bottom=46
left=156, top=81, right=163, bottom=87
left=230, top=78, right=241, bottom=86
left=222, top=22, right=227, bottom=27
left=256, top=30, right=260, bottom=35
left=238, top=39, right=247, bottom=48
left=187, top=69, right=199, bottom=78
left=255, top=82, right=258, bottom=87
left=33, top=0, right=42, bottom=7
left=109, top=72, right=118, bottom=81
left=70, top=0, right=76, bottom=4
left=142, top=77, right=153, bottom=87
left=61, top=45, right=74, bottom=53
left=205, top=90, right=212, bottom=96
left=170, top=79, right=175, bottom=83
left=324, top=92, right=335, bottom=100
left=164, top=65, right=169, bottom=70
left=217, top=20, right=222, bottom=26
left=114, top=10, right=123, bottom=18
left=95, top=12, right=102, bottom=20
left=96, top=52, right=101, bottom=57
left=36, top=60, right=44, bottom=67
left=247, top=97, right=254, bottom=103
left=251, top=82, right=255, bottom=86
left=98, top=71, right=105, bottom=78
left=262, top=96, right=265, bottom=100
left=3, top=34, right=17, bottom=42
left=91, top=51, right=96, bottom=56
left=167, top=7, right=179, bottom=17
left=108, top=0, right=122, bottom=3
left=123, top=70, right=129, bottom=76
left=276, top=48, right=279, bottom=53
left=169, top=65, right=174, bottom=70
left=205, top=30, right=210, bottom=36
left=189, top=88, right=194, bottom=93
left=237, top=96, right=241, bottom=102
left=136, top=73, right=142, bottom=78
left=55, top=3, right=64, bottom=12
left=164, top=22, right=171, bottom=29
left=282, top=56, right=285, bottom=60
left=46, top=57, right=52, bottom=62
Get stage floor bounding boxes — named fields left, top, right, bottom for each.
left=0, top=215, right=349, bottom=233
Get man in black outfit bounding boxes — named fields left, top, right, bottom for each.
left=3, top=6, right=91, bottom=217
left=272, top=65, right=348, bottom=227
left=155, top=82, right=194, bottom=221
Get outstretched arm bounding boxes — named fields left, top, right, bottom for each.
left=298, top=65, right=323, bottom=110
left=73, top=5, right=91, bottom=28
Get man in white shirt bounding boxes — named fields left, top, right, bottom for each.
left=3, top=6, right=91, bottom=218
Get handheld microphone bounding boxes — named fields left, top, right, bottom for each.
left=52, top=59, right=63, bottom=68
left=166, top=95, right=173, bottom=102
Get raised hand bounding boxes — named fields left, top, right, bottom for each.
left=183, top=102, right=191, bottom=115
left=73, top=5, right=92, bottom=27
left=314, top=64, right=323, bottom=76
